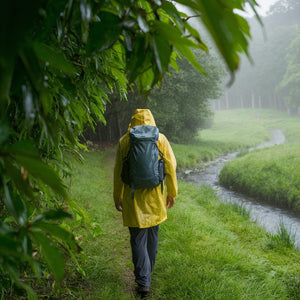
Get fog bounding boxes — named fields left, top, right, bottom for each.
left=213, top=0, right=300, bottom=114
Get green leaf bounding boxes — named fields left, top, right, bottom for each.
left=32, top=209, right=72, bottom=224
left=152, top=34, right=172, bottom=73
left=123, top=30, right=133, bottom=51
left=154, top=21, right=202, bottom=49
left=0, top=1, right=40, bottom=58
left=21, top=233, right=32, bottom=256
left=236, top=14, right=251, bottom=38
left=4, top=260, right=37, bottom=299
left=3, top=184, right=27, bottom=227
left=160, top=1, right=185, bottom=31
left=65, top=198, right=90, bottom=224
left=30, top=231, right=65, bottom=282
left=245, top=0, right=264, bottom=27
left=127, top=35, right=148, bottom=82
left=86, top=12, right=122, bottom=54
left=169, top=50, right=181, bottom=72
left=33, top=42, right=76, bottom=76
left=189, top=0, right=248, bottom=72
left=0, top=120, right=9, bottom=147
left=136, top=68, right=155, bottom=92
left=175, top=43, right=206, bottom=74
left=0, top=60, right=14, bottom=110
left=16, top=155, right=67, bottom=197
left=0, top=222, right=14, bottom=234
left=4, top=160, right=33, bottom=199
left=16, top=281, right=38, bottom=300
left=184, top=22, right=208, bottom=52
left=5, top=141, right=67, bottom=198
left=0, top=235, right=20, bottom=256
left=137, top=15, right=150, bottom=33
left=31, top=222, right=77, bottom=252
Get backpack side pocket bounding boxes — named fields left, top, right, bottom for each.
left=121, top=156, right=131, bottom=186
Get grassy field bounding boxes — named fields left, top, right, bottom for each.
left=50, top=108, right=300, bottom=299
left=65, top=151, right=300, bottom=299
left=199, top=109, right=300, bottom=143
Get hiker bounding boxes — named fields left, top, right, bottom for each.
left=113, top=109, right=178, bottom=298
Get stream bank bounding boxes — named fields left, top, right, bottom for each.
left=181, top=129, right=300, bottom=248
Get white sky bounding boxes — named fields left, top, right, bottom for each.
left=245, top=0, right=280, bottom=16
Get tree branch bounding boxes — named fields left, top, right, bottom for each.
left=184, top=14, right=202, bottom=22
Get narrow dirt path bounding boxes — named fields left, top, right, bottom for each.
left=104, top=150, right=136, bottom=298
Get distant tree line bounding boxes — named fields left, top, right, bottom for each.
left=214, top=0, right=300, bottom=114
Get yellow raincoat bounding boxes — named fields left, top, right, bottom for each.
left=113, top=109, right=178, bottom=228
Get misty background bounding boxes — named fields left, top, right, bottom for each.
left=215, top=0, right=300, bottom=113
left=84, top=0, right=300, bottom=145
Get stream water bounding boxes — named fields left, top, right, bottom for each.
left=182, top=129, right=300, bottom=248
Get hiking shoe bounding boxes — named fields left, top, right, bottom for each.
left=136, top=284, right=150, bottom=299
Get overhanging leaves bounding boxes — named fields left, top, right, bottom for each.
left=86, top=12, right=122, bottom=54
left=152, top=34, right=172, bottom=73
left=4, top=141, right=67, bottom=198
left=30, top=231, right=65, bottom=282
left=33, top=43, right=77, bottom=76
left=32, top=209, right=72, bottom=224
left=3, top=184, right=27, bottom=227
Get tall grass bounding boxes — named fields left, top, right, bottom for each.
left=219, top=144, right=300, bottom=214
left=267, top=221, right=296, bottom=250
left=172, top=140, right=241, bottom=168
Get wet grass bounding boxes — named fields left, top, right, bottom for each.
left=267, top=222, right=296, bottom=250
left=172, top=140, right=240, bottom=168
left=46, top=108, right=300, bottom=299
left=66, top=152, right=300, bottom=299
left=219, top=143, right=300, bottom=215
left=200, top=109, right=300, bottom=143
left=67, top=151, right=134, bottom=299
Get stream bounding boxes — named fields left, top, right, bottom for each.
left=182, top=129, right=300, bottom=248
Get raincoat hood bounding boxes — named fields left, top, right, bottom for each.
left=128, top=109, right=156, bottom=130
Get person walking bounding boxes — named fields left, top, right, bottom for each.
left=113, top=109, right=178, bottom=298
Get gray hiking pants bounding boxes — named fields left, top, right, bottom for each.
left=129, top=225, right=159, bottom=287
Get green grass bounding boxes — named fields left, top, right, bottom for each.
left=172, top=140, right=241, bottom=168
left=200, top=109, right=300, bottom=143
left=67, top=151, right=133, bottom=299
left=219, top=143, right=300, bottom=215
left=50, top=108, right=300, bottom=299
left=64, top=151, right=300, bottom=299
left=198, top=109, right=272, bottom=146
left=173, top=109, right=300, bottom=168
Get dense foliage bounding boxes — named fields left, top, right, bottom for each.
left=85, top=50, right=225, bottom=144
left=0, top=0, right=260, bottom=297
left=148, top=50, right=225, bottom=142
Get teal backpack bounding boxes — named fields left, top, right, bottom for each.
left=121, top=125, right=165, bottom=198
